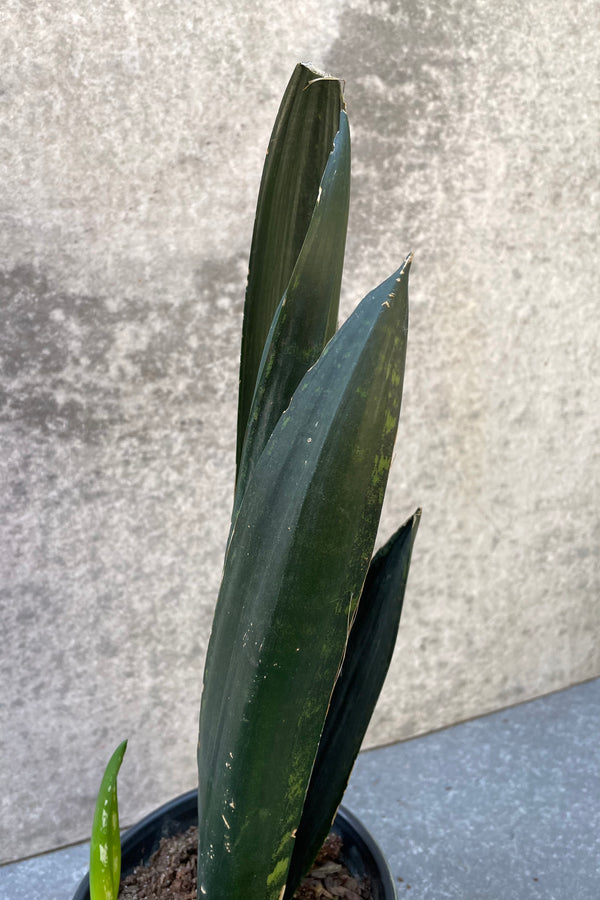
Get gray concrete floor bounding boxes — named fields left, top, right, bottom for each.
left=2, top=679, right=598, bottom=899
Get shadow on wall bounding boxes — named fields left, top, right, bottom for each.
left=0, top=253, right=246, bottom=445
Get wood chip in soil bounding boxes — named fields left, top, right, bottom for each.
left=118, top=826, right=373, bottom=900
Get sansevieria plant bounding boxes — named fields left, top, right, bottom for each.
left=88, top=63, right=420, bottom=900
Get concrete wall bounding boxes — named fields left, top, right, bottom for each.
left=1, top=0, right=598, bottom=864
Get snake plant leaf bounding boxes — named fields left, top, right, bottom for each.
left=197, top=256, right=412, bottom=900
left=89, top=740, right=127, bottom=900
left=234, top=108, right=350, bottom=517
left=284, top=510, right=421, bottom=897
left=236, top=63, right=344, bottom=476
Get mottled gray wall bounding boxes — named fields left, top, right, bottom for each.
left=1, top=0, right=598, bottom=864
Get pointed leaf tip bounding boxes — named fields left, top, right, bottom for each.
left=90, top=740, right=127, bottom=900
left=236, top=64, right=345, bottom=472
left=233, top=106, right=350, bottom=516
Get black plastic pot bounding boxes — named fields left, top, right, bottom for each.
left=73, top=788, right=398, bottom=900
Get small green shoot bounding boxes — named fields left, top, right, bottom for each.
left=89, top=740, right=127, bottom=900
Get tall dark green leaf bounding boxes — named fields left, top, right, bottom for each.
left=284, top=511, right=421, bottom=897
left=197, top=256, right=412, bottom=900
left=234, top=109, right=350, bottom=516
left=236, top=64, right=344, bottom=475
